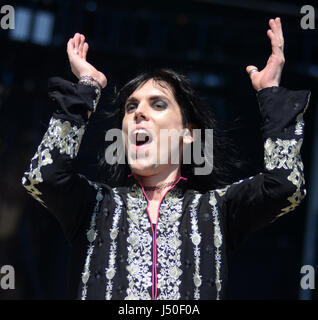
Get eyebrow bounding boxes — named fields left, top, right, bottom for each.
left=125, top=95, right=171, bottom=104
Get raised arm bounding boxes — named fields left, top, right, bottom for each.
left=22, top=34, right=107, bottom=243
left=217, top=18, right=311, bottom=252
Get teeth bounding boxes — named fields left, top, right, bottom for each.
left=131, top=128, right=152, bottom=145
left=136, top=132, right=148, bottom=141
left=134, top=129, right=149, bottom=135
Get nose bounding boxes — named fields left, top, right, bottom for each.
left=134, top=101, right=148, bottom=122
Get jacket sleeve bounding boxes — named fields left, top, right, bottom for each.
left=218, top=86, right=311, bottom=252
left=21, top=77, right=103, bottom=243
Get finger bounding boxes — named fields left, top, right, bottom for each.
left=69, top=37, right=75, bottom=49
left=267, top=29, right=274, bottom=40
left=269, top=18, right=278, bottom=35
left=83, top=42, right=89, bottom=60
left=246, top=65, right=259, bottom=78
left=273, top=17, right=284, bottom=46
left=67, top=38, right=75, bottom=56
left=269, top=19, right=279, bottom=46
left=74, top=33, right=80, bottom=51
left=267, top=29, right=279, bottom=52
left=267, top=29, right=284, bottom=56
left=268, top=18, right=284, bottom=45
left=276, top=17, right=284, bottom=50
left=275, top=17, right=283, bottom=37
left=79, top=34, right=85, bottom=59
left=271, top=17, right=284, bottom=48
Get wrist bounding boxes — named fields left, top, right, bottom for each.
left=79, top=70, right=107, bottom=88
left=78, top=76, right=102, bottom=113
left=79, top=74, right=102, bottom=90
left=258, top=86, right=279, bottom=92
left=258, top=82, right=280, bottom=91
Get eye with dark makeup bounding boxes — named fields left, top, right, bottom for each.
left=152, top=100, right=167, bottom=109
left=125, top=103, right=137, bottom=113
left=124, top=100, right=168, bottom=113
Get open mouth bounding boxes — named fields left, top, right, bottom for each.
left=130, top=129, right=153, bottom=147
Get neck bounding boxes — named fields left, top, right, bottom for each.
left=134, top=165, right=181, bottom=201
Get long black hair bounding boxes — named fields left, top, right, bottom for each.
left=97, top=68, right=246, bottom=192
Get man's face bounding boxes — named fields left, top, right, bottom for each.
left=122, top=79, right=187, bottom=176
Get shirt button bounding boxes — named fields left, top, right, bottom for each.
left=208, top=278, right=215, bottom=287
left=185, top=259, right=191, bottom=268
left=94, top=270, right=101, bottom=279
left=117, top=285, right=124, bottom=295
left=103, top=208, right=109, bottom=217
left=203, top=213, right=210, bottom=221
left=294, top=103, right=300, bottom=110
left=206, top=245, right=213, bottom=254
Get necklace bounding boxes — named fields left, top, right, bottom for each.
left=143, top=179, right=179, bottom=191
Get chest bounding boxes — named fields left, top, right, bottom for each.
left=147, top=200, right=161, bottom=224
left=79, top=187, right=227, bottom=300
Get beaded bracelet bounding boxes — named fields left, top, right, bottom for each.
left=78, top=75, right=102, bottom=112
left=78, top=75, right=102, bottom=91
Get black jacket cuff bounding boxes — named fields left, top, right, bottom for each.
left=48, top=77, right=101, bottom=125
left=256, top=86, right=311, bottom=139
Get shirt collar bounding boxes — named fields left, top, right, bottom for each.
left=127, top=173, right=188, bottom=190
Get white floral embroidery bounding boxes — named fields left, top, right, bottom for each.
left=215, top=186, right=230, bottom=197
left=189, top=193, right=202, bottom=300
left=264, top=137, right=306, bottom=219
left=156, top=188, right=184, bottom=300
left=209, top=191, right=223, bottom=300
left=81, top=186, right=103, bottom=300
left=295, top=92, right=310, bottom=136
left=93, top=88, right=101, bottom=111
left=125, top=184, right=152, bottom=300
left=105, top=188, right=123, bottom=300
left=22, top=177, right=47, bottom=207
left=45, top=118, right=85, bottom=158
left=273, top=94, right=310, bottom=217
left=264, top=138, right=302, bottom=171
left=295, top=114, right=304, bottom=135
left=276, top=159, right=306, bottom=218
left=215, top=178, right=246, bottom=197
left=22, top=117, right=85, bottom=206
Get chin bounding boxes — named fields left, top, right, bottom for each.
left=129, top=161, right=160, bottom=176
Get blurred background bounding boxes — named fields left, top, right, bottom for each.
left=0, top=0, right=317, bottom=299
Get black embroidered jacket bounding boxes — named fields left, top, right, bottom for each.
left=21, top=77, right=310, bottom=300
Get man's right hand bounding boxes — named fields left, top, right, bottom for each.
left=67, top=33, right=107, bottom=88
